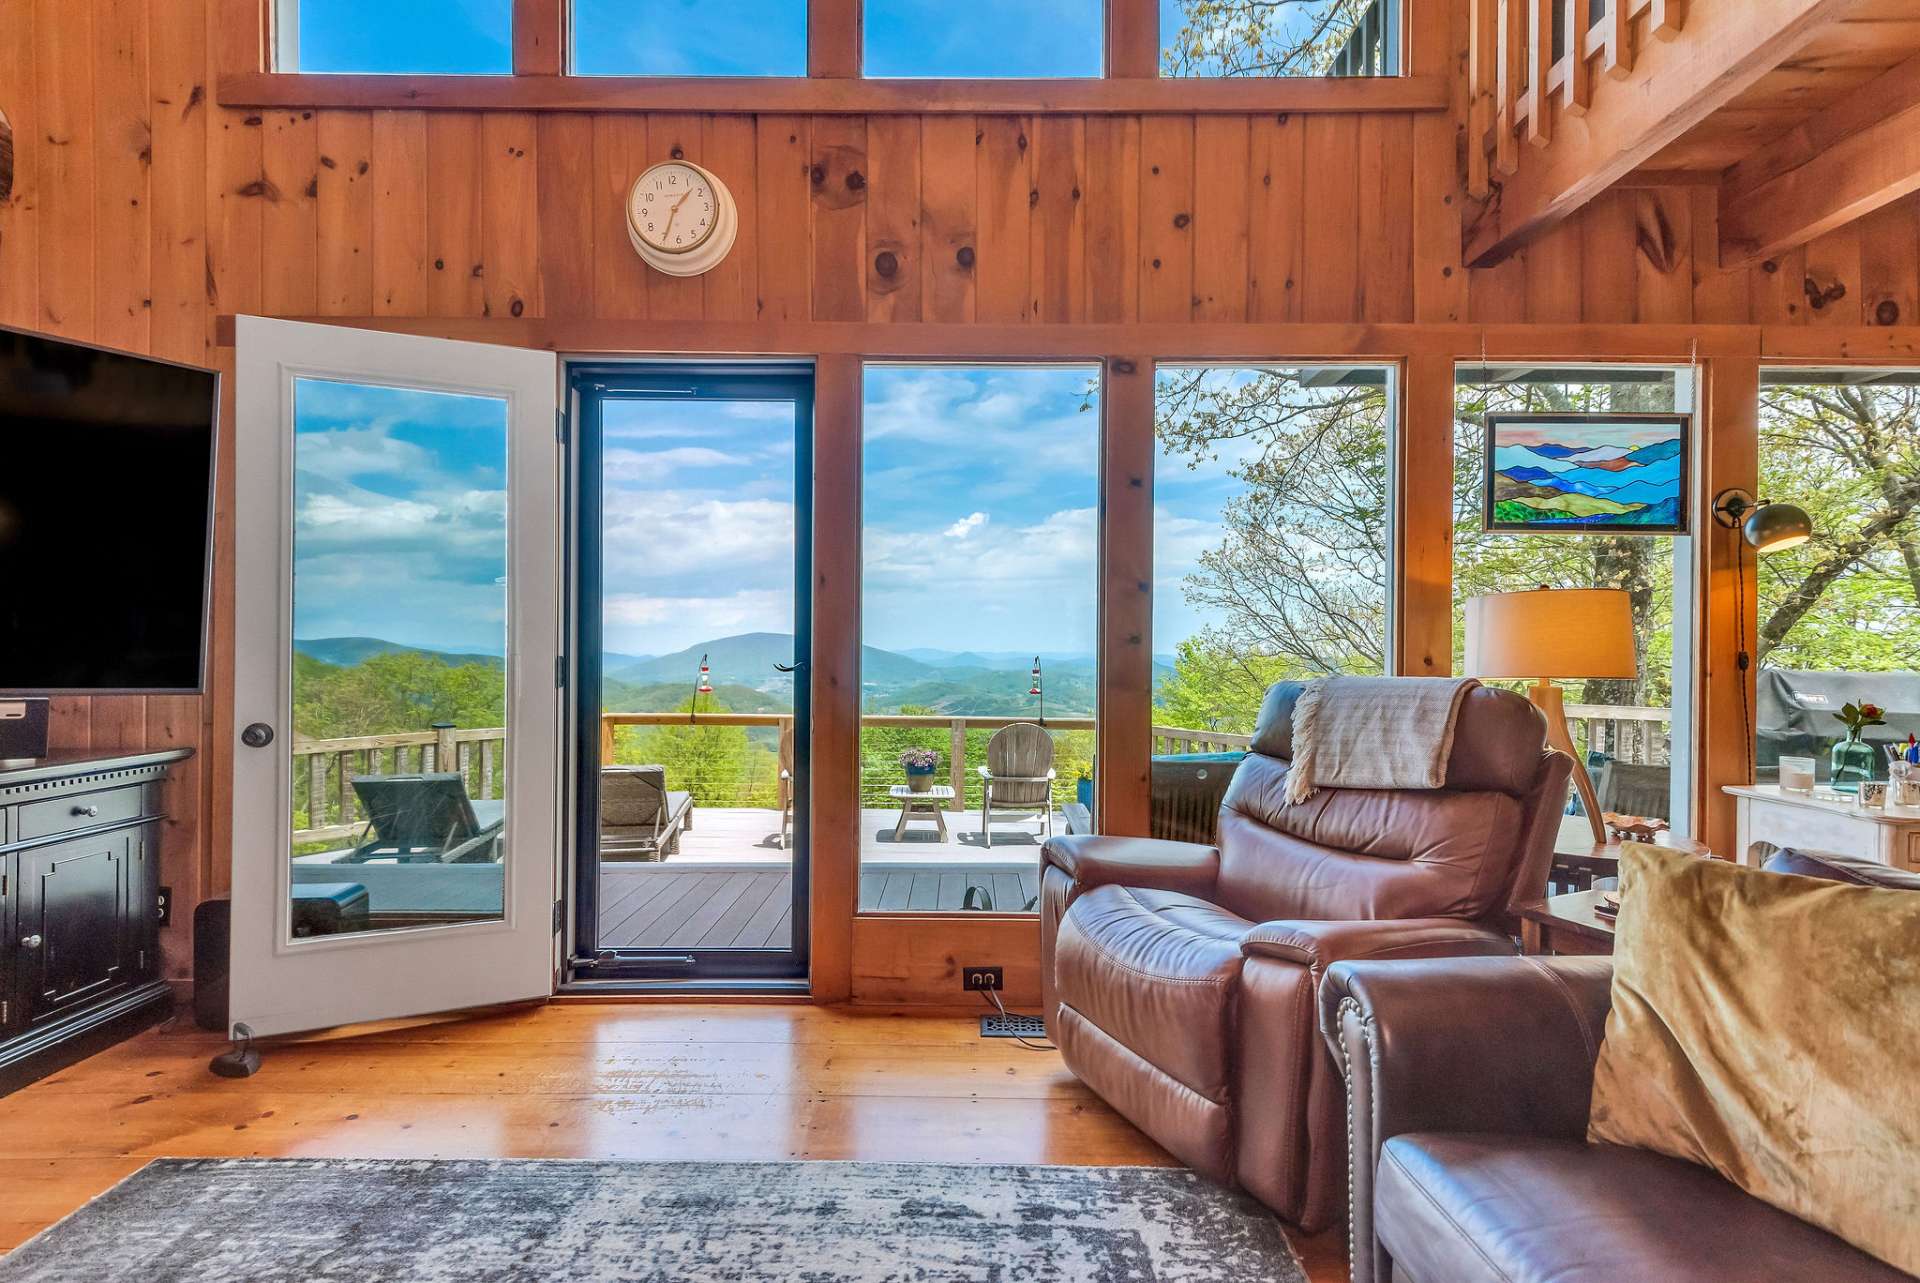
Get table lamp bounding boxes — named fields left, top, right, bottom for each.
left=1464, top=587, right=1637, bottom=844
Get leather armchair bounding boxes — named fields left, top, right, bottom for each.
left=1322, top=849, right=1920, bottom=1283
left=1039, top=680, right=1573, bottom=1231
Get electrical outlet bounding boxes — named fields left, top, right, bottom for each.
left=156, top=886, right=173, bottom=927
left=963, top=965, right=1004, bottom=992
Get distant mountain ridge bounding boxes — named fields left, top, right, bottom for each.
left=295, top=637, right=504, bottom=669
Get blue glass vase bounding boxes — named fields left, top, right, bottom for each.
left=1830, top=735, right=1877, bottom=794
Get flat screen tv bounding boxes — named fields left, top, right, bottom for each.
left=0, top=325, right=218, bottom=693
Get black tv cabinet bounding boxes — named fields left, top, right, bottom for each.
left=0, top=747, right=190, bottom=1095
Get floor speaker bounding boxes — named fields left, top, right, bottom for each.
left=193, top=899, right=230, bottom=1032
left=0, top=697, right=50, bottom=762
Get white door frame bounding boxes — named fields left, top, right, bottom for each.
left=230, top=316, right=562, bottom=1039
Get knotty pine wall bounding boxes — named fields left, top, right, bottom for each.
left=5, top=0, right=1920, bottom=986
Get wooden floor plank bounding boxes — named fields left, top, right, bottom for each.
left=697, top=871, right=788, bottom=948
left=658, top=872, right=759, bottom=948
left=0, top=1006, right=1344, bottom=1277
left=736, top=875, right=796, bottom=948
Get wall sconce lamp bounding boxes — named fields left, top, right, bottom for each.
left=1712, top=489, right=1813, bottom=553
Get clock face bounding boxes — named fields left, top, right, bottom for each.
left=628, top=162, right=718, bottom=255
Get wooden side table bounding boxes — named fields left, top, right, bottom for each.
left=1723, top=784, right=1920, bottom=872
left=889, top=784, right=954, bottom=839
left=1519, top=891, right=1617, bottom=956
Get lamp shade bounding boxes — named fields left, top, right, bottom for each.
left=1464, top=588, right=1637, bottom=680
left=1744, top=501, right=1813, bottom=553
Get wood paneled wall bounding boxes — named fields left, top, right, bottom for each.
left=5, top=0, right=1920, bottom=991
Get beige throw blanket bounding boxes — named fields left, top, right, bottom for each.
left=1284, top=676, right=1480, bottom=805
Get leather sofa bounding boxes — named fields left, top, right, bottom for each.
left=1038, top=680, right=1573, bottom=1231
left=1320, top=847, right=1920, bottom=1283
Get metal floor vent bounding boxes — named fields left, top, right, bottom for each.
left=980, top=1011, right=1049, bottom=1040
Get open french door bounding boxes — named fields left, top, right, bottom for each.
left=230, top=318, right=561, bottom=1039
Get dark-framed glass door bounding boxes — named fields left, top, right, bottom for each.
left=567, top=362, right=812, bottom=987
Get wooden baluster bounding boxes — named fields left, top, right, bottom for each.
left=436, top=724, right=459, bottom=778
left=338, top=751, right=353, bottom=829
left=601, top=717, right=616, bottom=766
left=1648, top=0, right=1682, bottom=42
left=480, top=738, right=496, bottom=799
left=1497, top=0, right=1522, bottom=175
left=1563, top=0, right=1589, bottom=116
left=949, top=719, right=966, bottom=813
left=308, top=753, right=325, bottom=831
left=1603, top=0, right=1631, bottom=79
left=1469, top=0, right=1495, bottom=198
left=1527, top=0, right=1553, bottom=147
left=458, top=742, right=472, bottom=792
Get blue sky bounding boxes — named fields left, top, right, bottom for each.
left=285, top=367, right=1300, bottom=665
left=293, top=0, right=1107, bottom=76
left=292, top=379, right=509, bottom=653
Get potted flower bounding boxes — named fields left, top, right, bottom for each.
left=1831, top=700, right=1886, bottom=793
left=1076, top=768, right=1094, bottom=809
left=900, top=746, right=939, bottom=793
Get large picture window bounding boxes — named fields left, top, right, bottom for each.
left=1160, top=0, right=1400, bottom=77
left=276, top=0, right=514, bottom=74
left=1152, top=365, right=1396, bottom=739
left=864, top=0, right=1105, bottom=77
left=1452, top=366, right=1698, bottom=836
left=1752, top=370, right=1920, bottom=794
left=572, top=0, right=810, bottom=77
left=857, top=364, right=1101, bottom=913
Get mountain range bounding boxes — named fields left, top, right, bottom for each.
left=295, top=631, right=1160, bottom=719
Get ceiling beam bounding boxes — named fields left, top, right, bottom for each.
left=1463, top=0, right=1868, bottom=268
left=1719, top=50, right=1920, bottom=269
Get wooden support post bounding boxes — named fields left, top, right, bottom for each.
left=1397, top=353, right=1456, bottom=676
left=1108, top=0, right=1161, bottom=79
left=512, top=0, right=565, bottom=76
left=1098, top=357, right=1154, bottom=838
left=948, top=719, right=966, bottom=812
left=600, top=717, right=615, bottom=765
left=808, top=0, right=862, bottom=79
left=1695, top=356, right=1760, bottom=860
left=811, top=354, right=862, bottom=1004
left=1649, top=0, right=1684, bottom=41
left=1468, top=0, right=1496, bottom=198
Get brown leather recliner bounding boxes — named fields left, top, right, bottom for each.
left=1038, top=680, right=1573, bottom=1231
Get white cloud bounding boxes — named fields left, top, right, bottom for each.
left=944, top=511, right=988, bottom=539
left=603, top=445, right=737, bottom=480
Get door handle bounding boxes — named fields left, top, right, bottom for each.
left=774, top=661, right=807, bottom=674
left=241, top=722, right=275, bottom=748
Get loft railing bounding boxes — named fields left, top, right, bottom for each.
left=290, top=704, right=1675, bottom=845
left=1466, top=0, right=1689, bottom=198
left=1328, top=0, right=1402, bottom=77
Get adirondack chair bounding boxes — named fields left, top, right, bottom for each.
left=977, top=722, right=1057, bottom=848
left=600, top=763, right=695, bottom=862
left=341, top=773, right=505, bottom=865
left=777, top=723, right=795, bottom=850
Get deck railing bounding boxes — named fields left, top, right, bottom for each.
left=291, top=703, right=1674, bottom=844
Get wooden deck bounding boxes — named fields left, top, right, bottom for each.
left=665, top=804, right=1067, bottom=865
left=599, top=860, right=1043, bottom=948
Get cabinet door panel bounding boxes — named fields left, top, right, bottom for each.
left=19, top=834, right=131, bottom=1025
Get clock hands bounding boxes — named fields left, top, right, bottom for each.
left=660, top=188, right=697, bottom=243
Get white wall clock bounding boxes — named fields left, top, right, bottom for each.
left=627, top=160, right=738, bottom=278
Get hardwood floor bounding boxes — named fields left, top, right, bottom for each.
left=0, top=1002, right=1344, bottom=1279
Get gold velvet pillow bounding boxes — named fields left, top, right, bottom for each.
left=1589, top=843, right=1920, bottom=1274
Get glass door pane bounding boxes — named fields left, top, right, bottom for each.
left=289, top=377, right=511, bottom=937
left=572, top=364, right=811, bottom=983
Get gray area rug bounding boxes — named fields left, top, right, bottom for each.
left=0, top=1158, right=1306, bottom=1282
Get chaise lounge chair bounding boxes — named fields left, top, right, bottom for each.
left=340, top=773, right=505, bottom=865
left=600, top=763, right=695, bottom=862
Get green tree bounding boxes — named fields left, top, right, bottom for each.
left=1162, top=0, right=1372, bottom=77
left=619, top=695, right=774, bottom=809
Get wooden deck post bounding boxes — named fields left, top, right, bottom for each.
left=948, top=718, right=966, bottom=811
left=599, top=716, right=616, bottom=765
